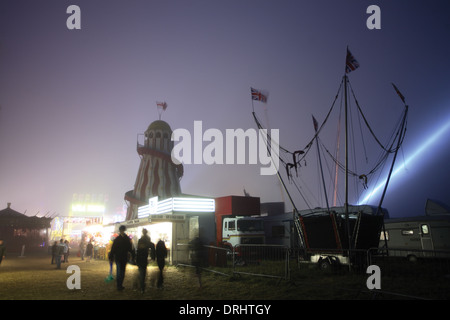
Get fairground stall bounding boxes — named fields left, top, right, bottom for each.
left=116, top=196, right=215, bottom=264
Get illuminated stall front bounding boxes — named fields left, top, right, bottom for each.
left=119, top=196, right=215, bottom=264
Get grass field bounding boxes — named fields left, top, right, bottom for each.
left=0, top=253, right=449, bottom=300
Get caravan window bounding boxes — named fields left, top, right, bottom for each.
left=401, top=229, right=414, bottom=236
left=421, top=224, right=429, bottom=235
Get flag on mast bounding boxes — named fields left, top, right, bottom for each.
left=312, top=115, right=319, bottom=132
left=345, top=48, right=360, bottom=73
left=251, top=87, right=268, bottom=103
left=391, top=83, right=406, bottom=104
left=157, top=101, right=167, bottom=111
left=156, top=101, right=167, bottom=119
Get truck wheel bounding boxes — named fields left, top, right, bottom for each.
left=318, top=258, right=332, bottom=271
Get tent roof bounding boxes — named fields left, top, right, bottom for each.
left=0, top=203, right=52, bottom=229
left=0, top=205, right=26, bottom=218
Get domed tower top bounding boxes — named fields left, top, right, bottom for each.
left=144, top=120, right=173, bottom=153
left=146, top=120, right=172, bottom=133
left=125, top=118, right=183, bottom=220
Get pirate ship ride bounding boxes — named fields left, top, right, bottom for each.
left=252, top=48, right=409, bottom=267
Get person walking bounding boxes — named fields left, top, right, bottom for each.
left=0, top=239, right=6, bottom=267
left=79, top=237, right=86, bottom=260
left=51, top=241, right=57, bottom=264
left=189, top=236, right=205, bottom=288
left=63, top=240, right=70, bottom=263
left=55, top=239, right=65, bottom=269
left=109, top=225, right=134, bottom=291
left=85, top=239, right=93, bottom=262
left=155, top=239, right=167, bottom=288
left=135, top=229, right=155, bottom=293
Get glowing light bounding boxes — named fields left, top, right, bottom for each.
left=71, top=203, right=105, bottom=213
left=71, top=204, right=86, bottom=212
left=358, top=118, right=450, bottom=205
left=138, top=197, right=215, bottom=218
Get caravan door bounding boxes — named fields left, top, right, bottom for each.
left=419, top=224, right=434, bottom=255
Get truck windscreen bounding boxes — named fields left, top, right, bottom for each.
left=237, top=220, right=263, bottom=232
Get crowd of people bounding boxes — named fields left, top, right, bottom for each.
left=2, top=226, right=205, bottom=294
left=51, top=239, right=71, bottom=269
left=48, top=225, right=181, bottom=293
left=109, top=225, right=168, bottom=293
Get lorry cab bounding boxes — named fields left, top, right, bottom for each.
left=222, top=216, right=265, bottom=248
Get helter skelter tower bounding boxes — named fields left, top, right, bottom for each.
left=124, top=119, right=183, bottom=220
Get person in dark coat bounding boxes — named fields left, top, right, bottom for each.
left=189, top=236, right=205, bottom=288
left=55, top=239, right=65, bottom=269
left=0, top=239, right=6, bottom=266
left=51, top=241, right=57, bottom=264
left=155, top=239, right=167, bottom=288
left=85, top=239, right=93, bottom=262
left=109, top=225, right=134, bottom=291
left=135, top=229, right=155, bottom=293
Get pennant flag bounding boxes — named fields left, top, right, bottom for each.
left=251, top=87, right=268, bottom=103
left=391, top=83, right=406, bottom=104
left=345, top=48, right=360, bottom=73
left=156, top=101, right=168, bottom=111
left=312, top=115, right=319, bottom=132
left=156, top=101, right=167, bottom=120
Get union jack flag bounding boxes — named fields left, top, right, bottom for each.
left=156, top=101, right=167, bottom=110
left=251, top=87, right=267, bottom=103
left=345, top=48, right=360, bottom=73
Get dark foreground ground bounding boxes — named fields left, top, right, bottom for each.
left=0, top=252, right=449, bottom=301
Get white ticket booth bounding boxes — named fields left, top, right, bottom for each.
left=118, top=196, right=215, bottom=264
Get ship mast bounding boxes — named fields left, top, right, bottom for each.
left=343, top=74, right=352, bottom=250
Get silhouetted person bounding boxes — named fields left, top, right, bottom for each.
left=51, top=241, right=57, bottom=264
left=55, top=239, right=65, bottom=269
left=0, top=239, right=6, bottom=266
left=85, top=239, right=93, bottom=262
left=155, top=239, right=167, bottom=288
left=79, top=237, right=86, bottom=260
left=135, top=229, right=155, bottom=293
left=109, top=225, right=134, bottom=291
left=63, top=240, right=70, bottom=263
left=189, top=236, right=204, bottom=288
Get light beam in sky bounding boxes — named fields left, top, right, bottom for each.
left=358, top=116, right=450, bottom=205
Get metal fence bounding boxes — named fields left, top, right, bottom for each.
left=175, top=243, right=290, bottom=280
left=233, top=244, right=290, bottom=280
left=367, top=247, right=450, bottom=279
left=174, top=243, right=234, bottom=277
left=175, top=244, right=450, bottom=299
left=364, top=247, right=450, bottom=299
left=293, top=247, right=450, bottom=299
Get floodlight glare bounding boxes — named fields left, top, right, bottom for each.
left=358, top=118, right=450, bottom=205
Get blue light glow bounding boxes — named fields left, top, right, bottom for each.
left=358, top=118, right=450, bottom=205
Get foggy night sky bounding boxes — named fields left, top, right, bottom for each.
left=0, top=0, right=449, bottom=220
